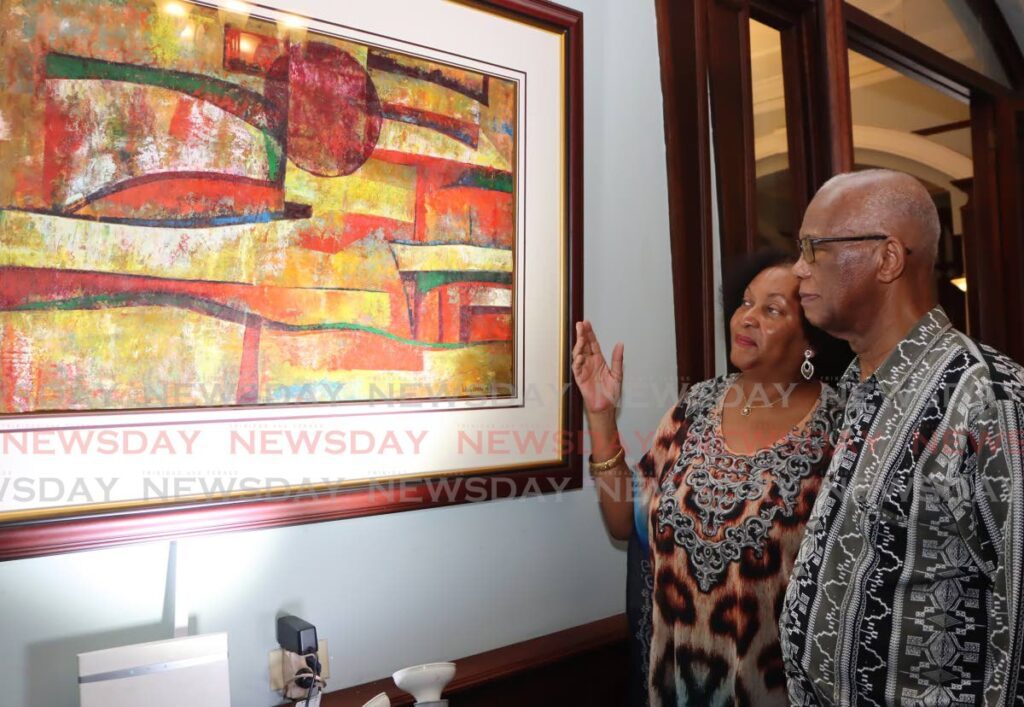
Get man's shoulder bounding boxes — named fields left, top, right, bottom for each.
left=942, top=329, right=1024, bottom=407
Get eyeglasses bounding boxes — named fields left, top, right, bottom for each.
left=797, top=234, right=904, bottom=264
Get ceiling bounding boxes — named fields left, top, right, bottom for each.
left=847, top=0, right=1012, bottom=87
left=746, top=0, right=1024, bottom=186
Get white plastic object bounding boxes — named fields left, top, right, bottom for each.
left=78, top=633, right=229, bottom=707
left=361, top=693, right=391, bottom=707
left=391, top=662, right=456, bottom=703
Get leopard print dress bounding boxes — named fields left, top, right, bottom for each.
left=628, top=375, right=843, bottom=706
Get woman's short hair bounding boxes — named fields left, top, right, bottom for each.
left=722, top=248, right=854, bottom=384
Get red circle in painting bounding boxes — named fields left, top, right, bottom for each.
left=285, top=42, right=382, bottom=177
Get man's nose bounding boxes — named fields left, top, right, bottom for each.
left=792, top=256, right=811, bottom=279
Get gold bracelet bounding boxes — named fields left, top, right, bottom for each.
left=589, top=446, right=626, bottom=476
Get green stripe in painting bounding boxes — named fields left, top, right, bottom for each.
left=460, top=170, right=513, bottom=193
left=45, top=53, right=282, bottom=140
left=264, top=132, right=282, bottom=182
left=416, top=270, right=513, bottom=294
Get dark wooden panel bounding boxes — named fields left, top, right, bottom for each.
left=421, top=643, right=627, bottom=707
left=317, top=614, right=628, bottom=707
left=913, top=119, right=973, bottom=137
left=654, top=0, right=717, bottom=386
left=707, top=0, right=758, bottom=260
left=950, top=177, right=979, bottom=337
left=963, top=96, right=1024, bottom=362
left=993, top=97, right=1024, bottom=361
left=777, top=20, right=812, bottom=221
left=750, top=0, right=803, bottom=26
left=817, top=0, right=854, bottom=174
left=968, top=95, right=1009, bottom=352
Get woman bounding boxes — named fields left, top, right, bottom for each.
left=572, top=251, right=851, bottom=706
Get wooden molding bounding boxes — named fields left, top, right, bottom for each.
left=950, top=177, right=979, bottom=337
left=654, top=0, right=717, bottom=386
left=968, top=96, right=1008, bottom=352
left=707, top=0, right=758, bottom=259
left=992, top=98, right=1024, bottom=361
left=817, top=0, right=854, bottom=174
left=777, top=23, right=812, bottom=217
left=313, top=614, right=628, bottom=707
left=0, top=467, right=583, bottom=561
left=913, top=119, right=973, bottom=137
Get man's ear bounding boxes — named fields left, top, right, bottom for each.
left=876, top=237, right=907, bottom=284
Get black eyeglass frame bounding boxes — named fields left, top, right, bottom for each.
left=797, top=234, right=909, bottom=263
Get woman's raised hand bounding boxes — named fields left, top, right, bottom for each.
left=571, top=321, right=624, bottom=416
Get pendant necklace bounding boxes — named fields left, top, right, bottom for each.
left=737, top=377, right=788, bottom=416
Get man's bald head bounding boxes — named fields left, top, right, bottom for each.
left=793, top=169, right=941, bottom=343
left=815, top=169, right=940, bottom=267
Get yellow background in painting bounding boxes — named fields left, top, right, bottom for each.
left=0, top=308, right=244, bottom=412
left=284, top=157, right=417, bottom=222
left=376, top=121, right=511, bottom=171
left=0, top=211, right=403, bottom=298
left=0, top=210, right=295, bottom=284
left=233, top=287, right=391, bottom=327
left=389, top=243, right=513, bottom=272
left=259, top=331, right=513, bottom=402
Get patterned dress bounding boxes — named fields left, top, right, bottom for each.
left=628, top=374, right=844, bottom=706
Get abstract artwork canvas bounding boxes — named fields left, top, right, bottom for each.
left=0, top=0, right=518, bottom=414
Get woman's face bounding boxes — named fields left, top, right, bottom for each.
left=729, top=265, right=811, bottom=376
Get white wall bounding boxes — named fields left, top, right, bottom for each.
left=0, top=0, right=677, bottom=703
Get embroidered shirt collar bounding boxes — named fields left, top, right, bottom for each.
left=838, top=307, right=952, bottom=399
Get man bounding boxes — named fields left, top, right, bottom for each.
left=781, top=168, right=1024, bottom=706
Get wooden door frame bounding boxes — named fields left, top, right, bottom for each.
left=654, top=0, right=717, bottom=386
left=656, top=0, right=1024, bottom=377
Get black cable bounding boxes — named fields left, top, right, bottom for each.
left=303, top=650, right=319, bottom=706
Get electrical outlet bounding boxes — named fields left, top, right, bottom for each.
left=269, top=639, right=329, bottom=694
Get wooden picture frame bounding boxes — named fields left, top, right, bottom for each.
left=0, top=0, right=583, bottom=559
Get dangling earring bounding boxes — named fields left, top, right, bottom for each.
left=801, top=349, right=815, bottom=381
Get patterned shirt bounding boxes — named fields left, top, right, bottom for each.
left=780, top=307, right=1024, bottom=706
left=629, top=374, right=844, bottom=706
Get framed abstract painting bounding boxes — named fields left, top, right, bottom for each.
left=0, top=0, right=583, bottom=558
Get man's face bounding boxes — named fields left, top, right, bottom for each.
left=792, top=189, right=879, bottom=337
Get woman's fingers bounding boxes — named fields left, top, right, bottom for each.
left=572, top=320, right=613, bottom=383
left=572, top=321, right=588, bottom=358
left=610, top=342, right=624, bottom=381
